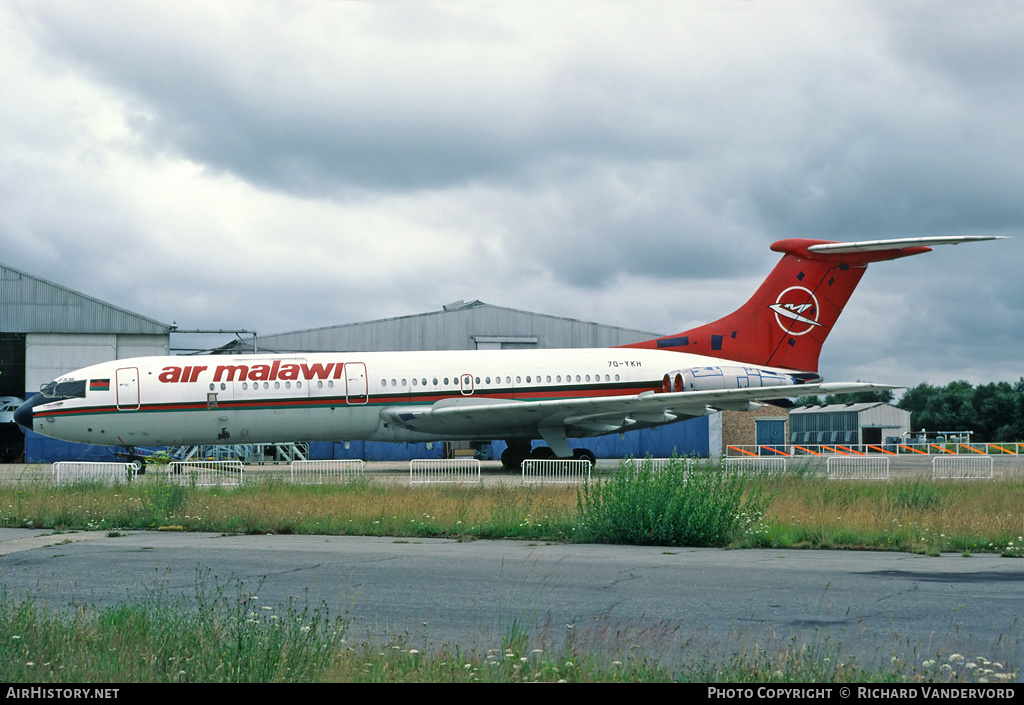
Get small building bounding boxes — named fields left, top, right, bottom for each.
left=789, top=402, right=911, bottom=448
left=719, top=404, right=790, bottom=455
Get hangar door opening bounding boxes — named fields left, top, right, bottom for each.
left=0, top=334, right=26, bottom=462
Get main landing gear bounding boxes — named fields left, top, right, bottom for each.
left=500, top=440, right=596, bottom=471
left=118, top=446, right=147, bottom=474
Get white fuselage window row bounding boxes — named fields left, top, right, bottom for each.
left=379, top=373, right=622, bottom=388
left=207, top=374, right=626, bottom=393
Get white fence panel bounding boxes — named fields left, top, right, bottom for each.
left=932, top=456, right=994, bottom=480
left=167, top=460, right=244, bottom=486
left=52, top=462, right=134, bottom=486
left=409, top=458, right=481, bottom=485
left=632, top=457, right=701, bottom=475
left=723, top=457, right=788, bottom=475
left=290, top=459, right=364, bottom=484
left=522, top=459, right=591, bottom=485
left=826, top=456, right=890, bottom=481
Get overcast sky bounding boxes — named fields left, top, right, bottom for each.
left=1, top=1, right=1020, bottom=389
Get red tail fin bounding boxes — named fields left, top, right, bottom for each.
left=623, top=236, right=1001, bottom=373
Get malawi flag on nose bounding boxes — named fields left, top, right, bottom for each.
left=90, top=379, right=110, bottom=392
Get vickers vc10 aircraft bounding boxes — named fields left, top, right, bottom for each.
left=15, top=236, right=1000, bottom=469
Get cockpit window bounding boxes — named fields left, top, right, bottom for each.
left=39, top=380, right=87, bottom=400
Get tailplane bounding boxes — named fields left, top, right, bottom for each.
left=623, top=236, right=1003, bottom=373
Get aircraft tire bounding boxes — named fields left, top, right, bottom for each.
left=572, top=448, right=596, bottom=466
left=500, top=447, right=525, bottom=471
left=529, top=446, right=556, bottom=460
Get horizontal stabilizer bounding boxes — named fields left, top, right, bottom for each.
left=806, top=235, right=1007, bottom=255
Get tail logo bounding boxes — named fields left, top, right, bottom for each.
left=769, top=286, right=825, bottom=336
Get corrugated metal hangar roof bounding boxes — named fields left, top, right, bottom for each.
left=0, top=263, right=172, bottom=335
left=241, top=299, right=662, bottom=354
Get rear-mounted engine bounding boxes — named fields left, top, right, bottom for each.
left=661, top=366, right=796, bottom=393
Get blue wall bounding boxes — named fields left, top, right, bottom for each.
left=23, top=414, right=710, bottom=464
left=307, top=416, right=711, bottom=461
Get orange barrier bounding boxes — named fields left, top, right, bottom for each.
left=821, top=445, right=850, bottom=456
left=727, top=445, right=758, bottom=457
left=929, top=443, right=955, bottom=454
left=792, top=445, right=822, bottom=456
left=837, top=445, right=866, bottom=456
left=958, top=443, right=987, bottom=455
left=988, top=443, right=1018, bottom=455
left=759, top=445, right=791, bottom=457
left=867, top=444, right=897, bottom=456
left=898, top=444, right=927, bottom=455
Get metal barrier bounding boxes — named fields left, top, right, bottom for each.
left=521, top=459, right=591, bottom=484
left=728, top=443, right=1023, bottom=457
left=290, top=459, right=364, bottom=484
left=52, top=462, right=134, bottom=486
left=409, top=458, right=481, bottom=485
left=826, top=456, right=890, bottom=481
left=167, top=460, right=245, bottom=486
left=723, top=457, right=788, bottom=475
left=932, top=456, right=994, bottom=480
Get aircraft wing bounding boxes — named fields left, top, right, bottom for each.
left=379, top=382, right=899, bottom=443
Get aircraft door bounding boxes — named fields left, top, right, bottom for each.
left=345, top=362, right=368, bottom=404
left=116, top=367, right=140, bottom=410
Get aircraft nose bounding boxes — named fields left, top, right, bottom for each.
left=13, top=396, right=42, bottom=432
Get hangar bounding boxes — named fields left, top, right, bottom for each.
left=789, top=402, right=911, bottom=449
left=1, top=262, right=172, bottom=462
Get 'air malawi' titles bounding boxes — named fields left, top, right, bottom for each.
left=158, top=361, right=347, bottom=384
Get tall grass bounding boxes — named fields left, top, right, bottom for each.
left=575, top=456, right=769, bottom=546
left=0, top=568, right=346, bottom=683
left=1, top=466, right=1021, bottom=554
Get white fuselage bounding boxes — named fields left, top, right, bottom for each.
left=24, top=347, right=800, bottom=447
